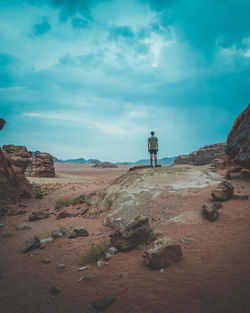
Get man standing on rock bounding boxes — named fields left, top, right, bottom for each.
left=148, top=131, right=158, bottom=167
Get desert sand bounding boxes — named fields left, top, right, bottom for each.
left=0, top=164, right=250, bottom=313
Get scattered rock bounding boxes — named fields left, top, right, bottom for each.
left=56, top=264, right=66, bottom=271
left=49, top=285, right=61, bottom=295
left=54, top=204, right=66, bottom=212
left=23, top=236, right=41, bottom=253
left=143, top=238, right=182, bottom=269
left=78, top=266, right=89, bottom=271
left=110, top=216, right=156, bottom=251
left=40, top=236, right=54, bottom=244
left=65, top=226, right=89, bottom=239
left=14, top=224, right=32, bottom=231
left=28, top=209, right=50, bottom=221
left=0, top=224, right=4, bottom=230
left=78, top=274, right=90, bottom=282
left=211, top=181, right=234, bottom=201
left=202, top=203, right=219, bottom=221
left=0, top=208, right=8, bottom=216
left=51, top=229, right=64, bottom=239
left=104, top=253, right=112, bottom=261
left=7, top=208, right=27, bottom=216
left=80, top=208, right=88, bottom=215
left=56, top=210, right=74, bottom=220
left=179, top=237, right=193, bottom=243
left=42, top=257, right=51, bottom=264
left=97, top=260, right=105, bottom=267
left=107, top=246, right=118, bottom=255
left=91, top=295, right=116, bottom=310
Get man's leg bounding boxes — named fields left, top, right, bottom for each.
left=150, top=153, right=153, bottom=166
left=154, top=153, right=157, bottom=167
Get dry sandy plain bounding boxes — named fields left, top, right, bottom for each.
left=0, top=163, right=250, bottom=313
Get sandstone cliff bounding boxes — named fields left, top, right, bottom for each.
left=224, top=104, right=250, bottom=169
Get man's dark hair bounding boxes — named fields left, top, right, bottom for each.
left=151, top=131, right=154, bottom=136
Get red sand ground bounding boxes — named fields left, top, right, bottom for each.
left=0, top=165, right=250, bottom=313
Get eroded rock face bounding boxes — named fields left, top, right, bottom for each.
left=143, top=238, right=182, bottom=269
left=211, top=181, right=234, bottom=201
left=174, top=143, right=226, bottom=166
left=224, top=104, right=250, bottom=169
left=92, top=162, right=118, bottom=168
left=109, top=216, right=156, bottom=251
left=2, top=146, right=55, bottom=177
left=0, top=149, right=32, bottom=204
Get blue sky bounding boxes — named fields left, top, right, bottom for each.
left=0, top=0, right=249, bottom=162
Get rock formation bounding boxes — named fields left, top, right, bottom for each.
left=174, top=143, right=226, bottom=166
left=2, top=145, right=55, bottom=177
left=224, top=104, right=250, bottom=169
left=0, top=120, right=32, bottom=203
left=92, top=162, right=118, bottom=168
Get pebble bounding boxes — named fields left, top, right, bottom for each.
left=97, top=260, right=105, bottom=267
left=159, top=268, right=164, bottom=273
left=78, top=274, right=90, bottom=282
left=107, top=247, right=118, bottom=255
left=78, top=266, right=89, bottom=271
left=91, top=295, right=116, bottom=310
left=49, top=285, right=61, bottom=295
left=42, top=257, right=51, bottom=264
left=56, top=264, right=66, bottom=270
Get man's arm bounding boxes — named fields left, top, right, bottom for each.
left=156, top=139, right=158, bottom=151
left=148, top=139, right=150, bottom=151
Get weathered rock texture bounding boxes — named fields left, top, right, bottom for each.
left=0, top=122, right=32, bottom=203
left=174, top=143, right=226, bottom=166
left=28, top=209, right=50, bottom=221
left=224, top=104, right=250, bottom=169
left=110, top=216, right=156, bottom=251
left=92, top=162, right=118, bottom=168
left=143, top=238, right=182, bottom=269
left=86, top=166, right=221, bottom=227
left=2, top=145, right=55, bottom=177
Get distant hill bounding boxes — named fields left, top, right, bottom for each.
left=33, top=151, right=175, bottom=165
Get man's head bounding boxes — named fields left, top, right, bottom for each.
left=151, top=131, right=154, bottom=136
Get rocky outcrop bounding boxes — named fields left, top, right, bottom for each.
left=92, top=162, right=118, bottom=168
left=25, top=152, right=55, bottom=177
left=0, top=119, right=6, bottom=130
left=202, top=202, right=219, bottom=221
left=109, top=216, right=156, bottom=251
left=143, top=238, right=182, bottom=269
left=2, top=145, right=55, bottom=177
left=0, top=121, right=32, bottom=203
left=174, top=143, right=226, bottom=166
left=224, top=104, right=250, bottom=169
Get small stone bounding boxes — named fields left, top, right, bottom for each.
left=78, top=266, right=89, bottom=271
left=51, top=229, right=64, bottom=239
left=42, top=257, right=50, bottom=264
left=107, top=246, right=118, bottom=255
left=28, top=209, right=50, bottom=221
left=119, top=274, right=123, bottom=279
left=23, top=236, right=41, bottom=253
left=0, top=224, right=4, bottom=230
left=91, top=295, right=116, bottom=310
left=40, top=236, right=54, bottom=244
left=159, top=268, right=164, bottom=273
left=202, top=203, right=219, bottom=221
left=49, top=285, right=61, bottom=295
left=78, top=274, right=90, bottom=282
left=97, top=260, right=104, bottom=267
left=96, top=232, right=104, bottom=236
left=14, top=224, right=32, bottom=231
left=104, top=253, right=112, bottom=261
left=56, top=264, right=66, bottom=270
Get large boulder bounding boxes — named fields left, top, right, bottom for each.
left=174, top=143, right=226, bottom=166
left=224, top=104, right=250, bottom=169
left=211, top=181, right=234, bottom=201
left=202, top=202, right=219, bottom=221
left=2, top=145, right=33, bottom=173
left=143, top=238, right=182, bottom=269
left=0, top=149, right=32, bottom=203
left=109, top=216, right=156, bottom=251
